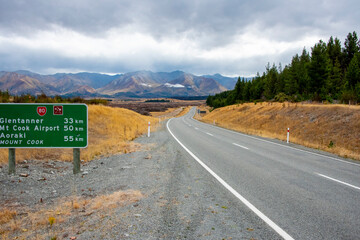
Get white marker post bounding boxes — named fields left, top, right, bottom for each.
left=148, top=122, right=151, bottom=137
left=287, top=128, right=290, bottom=143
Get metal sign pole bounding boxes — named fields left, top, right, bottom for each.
left=73, top=148, right=80, bottom=174
left=8, top=148, right=15, bottom=174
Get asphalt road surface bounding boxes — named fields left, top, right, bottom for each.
left=167, top=108, right=360, bottom=240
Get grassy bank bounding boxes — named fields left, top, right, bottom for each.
left=198, top=102, right=360, bottom=161
left=0, top=105, right=158, bottom=165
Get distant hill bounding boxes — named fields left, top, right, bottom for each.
left=202, top=74, right=238, bottom=89
left=202, top=74, right=253, bottom=89
left=15, top=70, right=120, bottom=89
left=0, top=70, right=238, bottom=98
left=0, top=72, right=58, bottom=96
left=51, top=72, right=121, bottom=89
left=99, top=71, right=227, bottom=97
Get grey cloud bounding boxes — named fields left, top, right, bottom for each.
left=0, top=41, right=257, bottom=76
left=1, top=0, right=360, bottom=76
left=0, top=0, right=302, bottom=45
left=0, top=0, right=133, bottom=36
left=1, top=0, right=358, bottom=44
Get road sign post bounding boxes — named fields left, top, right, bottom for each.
left=0, top=103, right=88, bottom=174
left=73, top=148, right=80, bottom=174
left=287, top=128, right=290, bottom=143
left=8, top=148, right=15, bottom=174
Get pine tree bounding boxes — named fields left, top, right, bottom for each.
left=308, top=40, right=331, bottom=99
left=298, top=48, right=311, bottom=96
left=250, top=74, right=264, bottom=100
left=327, top=58, right=343, bottom=99
left=275, top=63, right=285, bottom=94
left=345, top=52, right=360, bottom=89
left=343, top=31, right=360, bottom=70
left=234, top=77, right=243, bottom=100
left=243, top=81, right=251, bottom=101
left=264, top=63, right=278, bottom=99
left=327, top=36, right=342, bottom=66
left=285, top=54, right=300, bottom=95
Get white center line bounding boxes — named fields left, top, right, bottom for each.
left=167, top=119, right=294, bottom=240
left=316, top=173, right=360, bottom=191
left=194, top=127, right=199, bottom=130
left=233, top=143, right=249, bottom=150
left=206, top=132, right=214, bottom=136
left=190, top=113, right=360, bottom=167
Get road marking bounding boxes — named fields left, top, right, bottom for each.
left=190, top=113, right=360, bottom=167
left=167, top=119, right=294, bottom=240
left=316, top=173, right=360, bottom=191
left=194, top=127, right=199, bottom=130
left=206, top=132, right=214, bottom=136
left=233, top=143, right=249, bottom=150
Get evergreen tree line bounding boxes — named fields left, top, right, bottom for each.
left=207, top=31, right=360, bottom=108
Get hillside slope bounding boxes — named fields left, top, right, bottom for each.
left=1, top=70, right=230, bottom=97
left=199, top=102, right=360, bottom=160
left=98, top=71, right=227, bottom=97
left=0, top=72, right=58, bottom=95
left=0, top=105, right=157, bottom=164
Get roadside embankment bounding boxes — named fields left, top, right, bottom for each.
left=197, top=102, right=360, bottom=161
left=0, top=105, right=158, bottom=164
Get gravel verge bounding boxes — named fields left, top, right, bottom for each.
left=1, top=121, right=278, bottom=239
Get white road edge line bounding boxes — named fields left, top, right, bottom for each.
left=233, top=143, right=249, bottom=150
left=190, top=111, right=360, bottom=167
left=316, top=173, right=360, bottom=191
left=167, top=118, right=294, bottom=240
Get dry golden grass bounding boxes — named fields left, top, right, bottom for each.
left=199, top=102, right=360, bottom=161
left=0, top=105, right=158, bottom=165
left=150, top=107, right=177, bottom=117
left=0, top=209, right=16, bottom=225
left=151, top=106, right=191, bottom=119
left=175, top=106, right=192, bottom=118
left=0, top=190, right=143, bottom=239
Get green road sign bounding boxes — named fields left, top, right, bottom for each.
left=0, top=103, right=88, bottom=148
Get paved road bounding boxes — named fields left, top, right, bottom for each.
left=167, top=108, right=360, bottom=239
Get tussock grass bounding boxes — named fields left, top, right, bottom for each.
left=175, top=106, right=192, bottom=118
left=0, top=190, right=143, bottom=239
left=0, top=209, right=16, bottom=225
left=199, top=102, right=360, bottom=161
left=150, top=106, right=192, bottom=119
left=150, top=107, right=177, bottom=117
left=0, top=105, right=158, bottom=164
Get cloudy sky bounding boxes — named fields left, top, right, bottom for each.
left=0, top=0, right=359, bottom=77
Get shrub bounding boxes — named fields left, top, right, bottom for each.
left=274, top=92, right=290, bottom=102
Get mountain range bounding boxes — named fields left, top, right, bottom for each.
left=0, top=70, right=239, bottom=98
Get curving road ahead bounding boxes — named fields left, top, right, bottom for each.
left=167, top=107, right=360, bottom=240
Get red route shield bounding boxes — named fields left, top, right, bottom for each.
left=37, top=106, right=47, bottom=116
